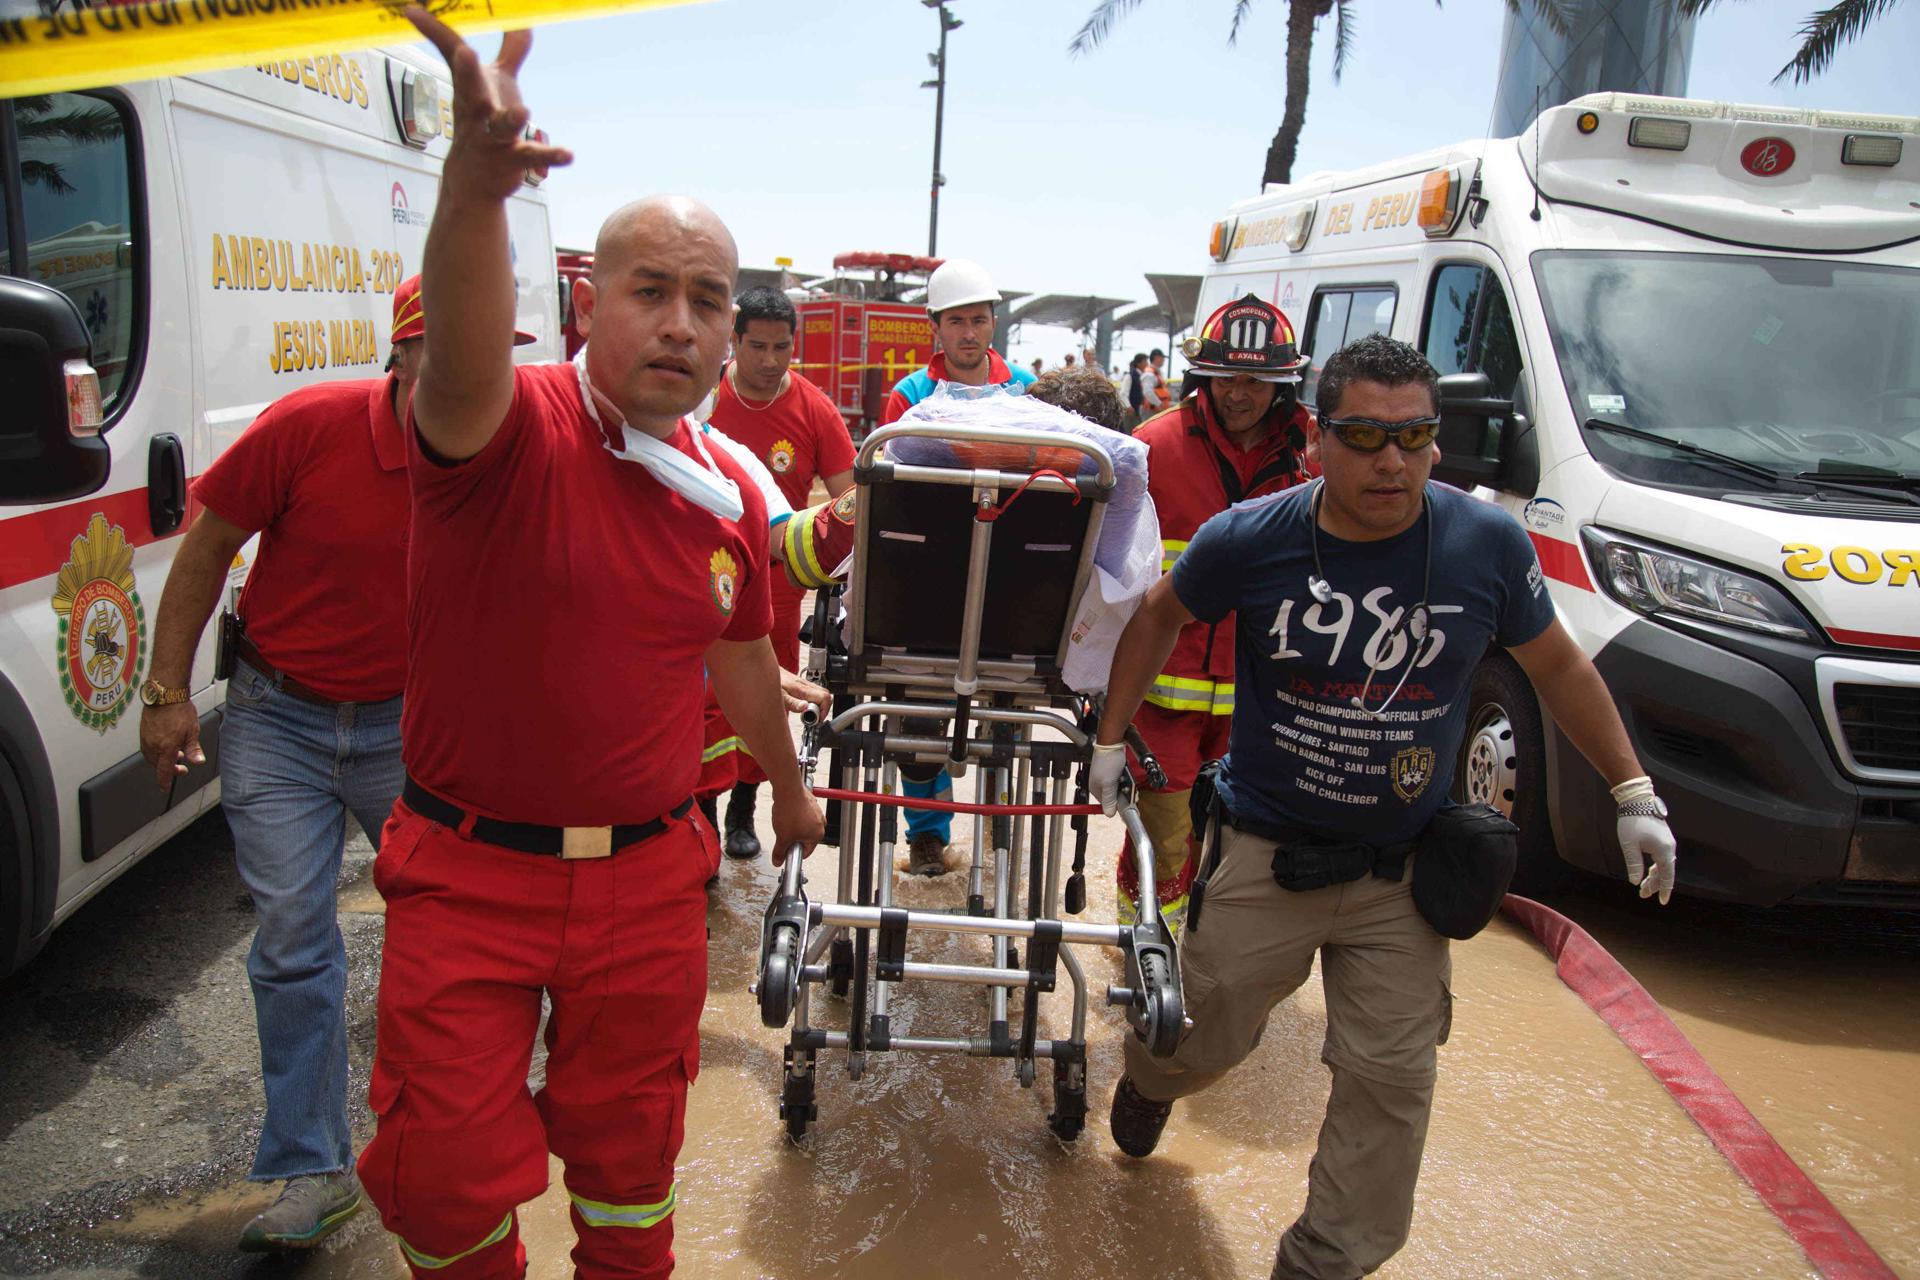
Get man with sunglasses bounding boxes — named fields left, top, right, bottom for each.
left=1093, top=333, right=1676, bottom=1280
left=1112, top=294, right=1318, bottom=937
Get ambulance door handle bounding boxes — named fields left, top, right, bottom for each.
left=148, top=434, right=186, bottom=536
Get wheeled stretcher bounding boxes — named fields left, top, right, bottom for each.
left=753, top=417, right=1186, bottom=1142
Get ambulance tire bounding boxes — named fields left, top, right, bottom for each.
left=1456, top=653, right=1560, bottom=896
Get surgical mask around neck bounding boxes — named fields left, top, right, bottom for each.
left=573, top=346, right=742, bottom=522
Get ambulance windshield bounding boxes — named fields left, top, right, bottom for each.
left=1535, top=252, right=1920, bottom=492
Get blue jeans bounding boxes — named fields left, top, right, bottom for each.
left=903, top=770, right=952, bottom=843
left=220, top=658, right=404, bottom=1181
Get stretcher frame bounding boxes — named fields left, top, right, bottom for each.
left=754, top=421, right=1186, bottom=1142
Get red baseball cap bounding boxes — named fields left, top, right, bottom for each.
left=392, top=274, right=536, bottom=347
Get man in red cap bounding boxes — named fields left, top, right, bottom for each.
left=138, top=270, right=520, bottom=1254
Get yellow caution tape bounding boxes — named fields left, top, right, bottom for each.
left=0, top=0, right=711, bottom=99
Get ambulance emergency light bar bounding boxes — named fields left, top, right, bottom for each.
left=1564, top=92, right=1910, bottom=168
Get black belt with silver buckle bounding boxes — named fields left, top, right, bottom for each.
left=402, top=777, right=694, bottom=859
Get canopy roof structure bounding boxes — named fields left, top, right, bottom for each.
left=1006, top=293, right=1131, bottom=333
left=1143, top=273, right=1203, bottom=333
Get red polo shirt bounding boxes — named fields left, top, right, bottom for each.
left=190, top=376, right=409, bottom=702
left=403, top=362, right=773, bottom=827
left=708, top=366, right=856, bottom=511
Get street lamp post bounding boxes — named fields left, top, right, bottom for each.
left=920, top=0, right=961, bottom=258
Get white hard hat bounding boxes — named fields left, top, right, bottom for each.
left=925, top=258, right=1001, bottom=314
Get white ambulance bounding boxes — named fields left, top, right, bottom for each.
left=0, top=49, right=559, bottom=975
left=1197, top=92, right=1919, bottom=906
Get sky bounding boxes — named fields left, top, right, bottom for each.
left=501, top=0, right=1916, bottom=365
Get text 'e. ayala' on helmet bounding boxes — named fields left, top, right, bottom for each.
left=1182, top=293, right=1308, bottom=383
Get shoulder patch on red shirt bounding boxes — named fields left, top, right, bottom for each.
left=710, top=547, right=740, bottom=616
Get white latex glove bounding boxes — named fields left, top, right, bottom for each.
left=1090, top=741, right=1128, bottom=816
left=1611, top=776, right=1677, bottom=906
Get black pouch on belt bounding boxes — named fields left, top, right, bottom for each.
left=214, top=608, right=242, bottom=682
left=1412, top=803, right=1519, bottom=939
left=1269, top=835, right=1374, bottom=892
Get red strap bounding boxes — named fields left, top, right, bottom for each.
left=978, top=469, right=1080, bottom=523
left=813, top=787, right=1098, bottom=817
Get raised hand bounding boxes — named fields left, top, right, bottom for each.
left=404, top=6, right=573, bottom=203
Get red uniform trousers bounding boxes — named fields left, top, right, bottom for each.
left=1115, top=701, right=1230, bottom=931
left=696, top=582, right=804, bottom=795
left=359, top=800, right=718, bottom=1279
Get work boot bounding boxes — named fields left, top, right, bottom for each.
left=1108, top=1075, right=1173, bottom=1158
left=724, top=782, right=762, bottom=859
left=238, top=1170, right=364, bottom=1252
left=908, top=832, right=947, bottom=877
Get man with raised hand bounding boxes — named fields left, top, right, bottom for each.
left=359, top=12, right=822, bottom=1278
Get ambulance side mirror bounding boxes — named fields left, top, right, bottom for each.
left=1432, top=372, right=1537, bottom=497
left=0, top=277, right=110, bottom=506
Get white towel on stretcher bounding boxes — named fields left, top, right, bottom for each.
left=888, top=385, right=1161, bottom=694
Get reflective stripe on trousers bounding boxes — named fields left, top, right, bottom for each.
left=399, top=1214, right=514, bottom=1271
left=571, top=1183, right=677, bottom=1230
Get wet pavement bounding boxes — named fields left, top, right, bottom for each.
left=1, top=801, right=1916, bottom=1279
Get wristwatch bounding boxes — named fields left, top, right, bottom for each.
left=1616, top=793, right=1669, bottom=820
left=140, top=678, right=190, bottom=707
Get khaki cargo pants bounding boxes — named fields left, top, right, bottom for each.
left=1122, top=825, right=1453, bottom=1280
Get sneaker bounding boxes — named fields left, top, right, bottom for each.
left=1108, top=1075, right=1172, bottom=1158
left=724, top=782, right=762, bottom=860
left=238, top=1170, right=365, bottom=1252
left=908, top=832, right=947, bottom=877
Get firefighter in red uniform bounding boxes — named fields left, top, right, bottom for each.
left=699, top=284, right=855, bottom=859
left=359, top=15, right=823, bottom=1279
left=1112, top=294, right=1316, bottom=934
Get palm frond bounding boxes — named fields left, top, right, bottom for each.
left=1227, top=0, right=1257, bottom=47
left=19, top=106, right=123, bottom=146
left=1776, top=0, right=1901, bottom=81
left=1508, top=0, right=1577, bottom=38
left=22, top=161, right=75, bottom=196
left=1331, top=0, right=1355, bottom=80
left=1069, top=0, right=1146, bottom=55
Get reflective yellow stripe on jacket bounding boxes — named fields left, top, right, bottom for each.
left=399, top=1213, right=514, bottom=1271
left=1160, top=538, right=1188, bottom=574
left=571, top=1184, right=677, bottom=1230
left=784, top=505, right=836, bottom=590
left=1143, top=674, right=1234, bottom=716
left=701, top=735, right=751, bottom=764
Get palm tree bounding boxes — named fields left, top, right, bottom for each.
left=16, top=95, right=125, bottom=196
left=1674, top=0, right=1903, bottom=82
left=1070, top=0, right=1572, bottom=188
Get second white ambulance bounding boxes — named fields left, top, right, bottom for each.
left=1197, top=92, right=1919, bottom=906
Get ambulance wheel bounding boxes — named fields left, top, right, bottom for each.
left=780, top=1072, right=817, bottom=1144
left=1457, top=653, right=1559, bottom=895
left=759, top=927, right=800, bottom=1029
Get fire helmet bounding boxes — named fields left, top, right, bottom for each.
left=1181, top=293, right=1307, bottom=382
left=925, top=258, right=1002, bottom=315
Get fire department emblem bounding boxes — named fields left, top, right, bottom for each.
left=831, top=488, right=858, bottom=525
left=1390, top=745, right=1436, bottom=803
left=709, top=548, right=739, bottom=616
left=767, top=439, right=796, bottom=474
left=49, top=513, right=146, bottom=733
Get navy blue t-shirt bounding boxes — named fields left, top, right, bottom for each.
left=1172, top=482, right=1556, bottom=846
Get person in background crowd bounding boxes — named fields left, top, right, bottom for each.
left=1147, top=348, right=1174, bottom=414
left=1032, top=357, right=1046, bottom=374
left=700, top=286, right=855, bottom=858
left=139, top=272, right=516, bottom=1253
left=358, top=14, right=822, bottom=1277
left=880, top=256, right=1036, bottom=875
left=1093, top=332, right=1676, bottom=1280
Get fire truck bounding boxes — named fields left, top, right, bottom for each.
left=557, top=245, right=592, bottom=359
left=793, top=252, right=939, bottom=439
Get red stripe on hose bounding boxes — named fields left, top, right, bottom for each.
left=812, top=787, right=1098, bottom=817
left=1501, top=895, right=1894, bottom=1280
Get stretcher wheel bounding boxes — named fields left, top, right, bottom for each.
left=1138, top=953, right=1183, bottom=1060
left=759, top=926, right=800, bottom=1029
left=780, top=1070, right=817, bottom=1144
left=1047, top=1058, right=1086, bottom=1142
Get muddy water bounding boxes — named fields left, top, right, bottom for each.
left=37, top=813, right=1919, bottom=1278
